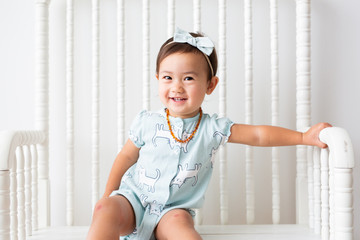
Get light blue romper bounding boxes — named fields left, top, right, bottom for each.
left=111, top=108, right=234, bottom=240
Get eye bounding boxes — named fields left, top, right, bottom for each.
left=163, top=76, right=172, bottom=80
left=184, top=76, right=194, bottom=81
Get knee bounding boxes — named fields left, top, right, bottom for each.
left=94, top=197, right=112, bottom=212
left=162, top=209, right=194, bottom=227
left=89, top=197, right=135, bottom=237
left=92, top=197, right=124, bottom=222
left=172, top=210, right=193, bottom=223
left=156, top=209, right=199, bottom=240
left=93, top=198, right=111, bottom=216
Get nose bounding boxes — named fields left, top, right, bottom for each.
left=171, top=79, right=184, bottom=93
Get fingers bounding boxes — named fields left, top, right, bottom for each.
left=322, top=122, right=332, bottom=128
left=305, top=122, right=332, bottom=148
left=319, top=141, right=328, bottom=149
left=317, top=122, right=332, bottom=130
left=316, top=122, right=332, bottom=148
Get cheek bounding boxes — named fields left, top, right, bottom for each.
left=158, top=83, right=166, bottom=91
left=158, top=85, right=167, bottom=100
left=197, top=83, right=209, bottom=95
left=189, top=86, right=206, bottom=101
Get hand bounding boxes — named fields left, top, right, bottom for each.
left=303, top=122, right=332, bottom=148
left=102, top=192, right=112, bottom=199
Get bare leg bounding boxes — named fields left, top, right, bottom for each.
left=155, top=209, right=202, bottom=240
left=86, top=195, right=135, bottom=240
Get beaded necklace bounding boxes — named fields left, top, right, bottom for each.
left=166, top=108, right=203, bottom=143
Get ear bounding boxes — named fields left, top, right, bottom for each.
left=156, top=74, right=159, bottom=80
left=206, top=76, right=219, bottom=95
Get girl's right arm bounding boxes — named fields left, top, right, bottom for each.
left=102, top=139, right=140, bottom=198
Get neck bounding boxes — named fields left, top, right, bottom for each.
left=166, top=108, right=202, bottom=119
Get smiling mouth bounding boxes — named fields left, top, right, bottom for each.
left=170, top=97, right=187, bottom=102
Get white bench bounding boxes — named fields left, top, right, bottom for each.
left=0, top=0, right=355, bottom=239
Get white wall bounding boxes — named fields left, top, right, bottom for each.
left=0, top=0, right=358, bottom=238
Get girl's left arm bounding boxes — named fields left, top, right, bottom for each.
left=228, top=122, right=332, bottom=148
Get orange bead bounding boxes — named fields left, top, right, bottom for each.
left=166, top=108, right=202, bottom=143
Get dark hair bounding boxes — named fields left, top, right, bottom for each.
left=156, top=32, right=218, bottom=80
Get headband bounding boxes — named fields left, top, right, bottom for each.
left=168, top=27, right=215, bottom=76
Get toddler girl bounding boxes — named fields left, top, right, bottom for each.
left=86, top=28, right=331, bottom=240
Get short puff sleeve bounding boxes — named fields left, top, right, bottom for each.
left=207, top=114, right=234, bottom=147
left=128, top=110, right=147, bottom=148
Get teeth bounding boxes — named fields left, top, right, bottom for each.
left=172, top=97, right=185, bottom=101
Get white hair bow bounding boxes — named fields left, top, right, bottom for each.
left=173, top=27, right=214, bottom=56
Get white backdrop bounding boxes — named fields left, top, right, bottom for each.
left=0, top=0, right=359, bottom=238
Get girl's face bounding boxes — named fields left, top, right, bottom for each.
left=157, top=52, right=218, bottom=118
